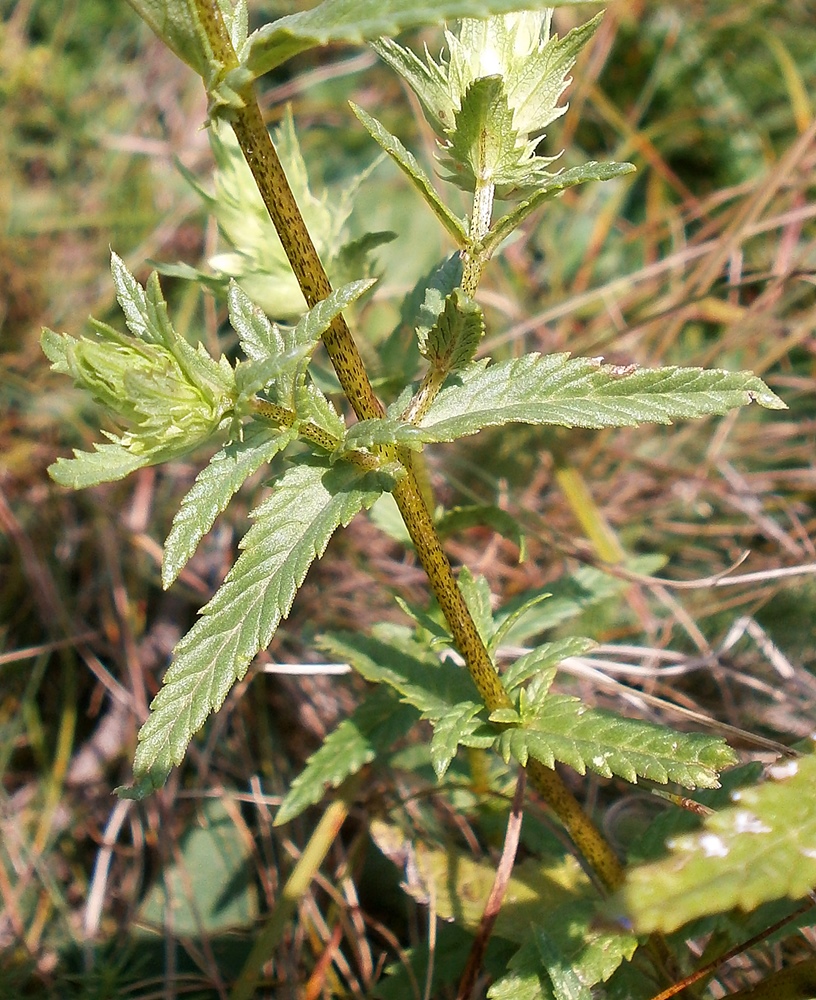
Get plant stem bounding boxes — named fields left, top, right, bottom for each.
left=195, top=0, right=625, bottom=897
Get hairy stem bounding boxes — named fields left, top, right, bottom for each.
left=195, top=0, right=624, bottom=896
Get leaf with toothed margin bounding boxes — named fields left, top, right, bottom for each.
left=340, top=355, right=785, bottom=455
left=118, top=458, right=399, bottom=799
left=162, top=423, right=296, bottom=589
left=240, top=0, right=603, bottom=81
left=619, top=751, right=816, bottom=933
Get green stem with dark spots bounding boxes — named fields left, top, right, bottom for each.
left=194, top=0, right=625, bottom=897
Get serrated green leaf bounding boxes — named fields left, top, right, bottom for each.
left=341, top=357, right=784, bottom=453
left=494, top=697, right=737, bottom=787
left=319, top=629, right=482, bottom=719
left=428, top=701, right=492, bottom=779
left=293, top=377, right=346, bottom=441
left=502, top=638, right=595, bottom=693
left=275, top=687, right=417, bottom=826
left=162, top=423, right=296, bottom=588
left=620, top=752, right=816, bottom=933
left=420, top=355, right=786, bottom=440
left=242, top=1, right=600, bottom=81
left=349, top=103, right=468, bottom=246
left=228, top=280, right=285, bottom=363
left=118, top=459, right=397, bottom=799
left=47, top=440, right=154, bottom=489
left=419, top=288, right=485, bottom=374
left=481, top=162, right=636, bottom=256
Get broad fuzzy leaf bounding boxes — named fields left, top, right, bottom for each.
left=119, top=459, right=397, bottom=798
left=242, top=1, right=601, bottom=81
left=496, top=695, right=737, bottom=788
left=349, top=103, right=468, bottom=246
left=620, top=752, right=816, bottom=933
left=275, top=687, right=417, bottom=826
left=162, top=423, right=296, bottom=588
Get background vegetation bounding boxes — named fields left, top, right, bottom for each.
left=1, top=0, right=815, bottom=996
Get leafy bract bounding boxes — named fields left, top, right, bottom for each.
left=162, top=423, right=296, bottom=588
left=418, top=288, right=484, bottom=375
left=341, top=355, right=785, bottom=453
left=42, top=254, right=236, bottom=488
left=241, top=1, right=602, bottom=82
left=620, top=752, right=816, bottom=933
left=495, top=691, right=737, bottom=788
left=275, top=687, right=417, bottom=826
left=119, top=459, right=399, bottom=799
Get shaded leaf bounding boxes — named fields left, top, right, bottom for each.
left=275, top=687, right=417, bottom=825
left=418, top=288, right=485, bottom=375
left=620, top=752, right=816, bottom=933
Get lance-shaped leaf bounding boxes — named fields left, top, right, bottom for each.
left=494, top=694, right=737, bottom=788
left=480, top=161, right=636, bottom=257
left=230, top=276, right=374, bottom=408
left=320, top=628, right=484, bottom=719
left=344, top=355, right=785, bottom=453
left=162, top=423, right=297, bottom=589
left=619, top=752, right=816, bottom=933
left=241, top=0, right=602, bottom=81
left=119, top=459, right=399, bottom=799
left=275, top=687, right=418, bottom=826
left=350, top=104, right=468, bottom=247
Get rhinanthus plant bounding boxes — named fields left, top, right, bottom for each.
left=42, top=1, right=812, bottom=998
